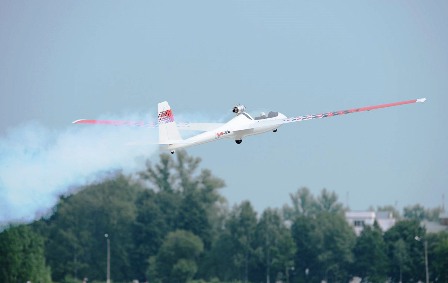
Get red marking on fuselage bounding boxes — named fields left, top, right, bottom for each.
left=216, top=130, right=230, bottom=138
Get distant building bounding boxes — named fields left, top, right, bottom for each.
left=420, top=213, right=448, bottom=234
left=421, top=219, right=448, bottom=234
left=345, top=211, right=396, bottom=236
left=439, top=212, right=448, bottom=226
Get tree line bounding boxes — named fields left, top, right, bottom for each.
left=1, top=151, right=447, bottom=283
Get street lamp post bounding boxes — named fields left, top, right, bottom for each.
left=424, top=240, right=429, bottom=283
left=414, top=236, right=429, bottom=283
left=105, top=234, right=110, bottom=283
left=289, top=266, right=294, bottom=283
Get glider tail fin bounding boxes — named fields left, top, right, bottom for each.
left=158, top=101, right=183, bottom=144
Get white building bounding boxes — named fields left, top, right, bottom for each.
left=345, top=211, right=396, bottom=236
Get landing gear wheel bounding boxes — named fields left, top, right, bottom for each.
left=170, top=150, right=175, bottom=154
left=273, top=129, right=278, bottom=133
left=235, top=139, right=242, bottom=144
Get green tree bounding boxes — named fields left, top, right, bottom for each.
left=43, top=174, right=141, bottom=282
left=351, top=222, right=389, bottom=282
left=431, top=232, right=448, bottom=282
left=384, top=219, right=426, bottom=282
left=282, top=187, right=316, bottom=220
left=403, top=204, right=426, bottom=221
left=317, top=212, right=355, bottom=282
left=284, top=188, right=345, bottom=219
left=140, top=151, right=225, bottom=200
left=254, top=208, right=295, bottom=283
left=290, top=215, right=319, bottom=282
left=0, top=224, right=52, bottom=283
left=177, top=192, right=212, bottom=248
left=204, top=232, right=239, bottom=281
left=139, top=151, right=224, bottom=240
left=291, top=212, right=355, bottom=282
left=132, top=189, right=170, bottom=280
left=255, top=209, right=279, bottom=283
left=393, top=239, right=409, bottom=283
left=229, top=201, right=258, bottom=283
left=152, top=230, right=204, bottom=283
left=275, top=226, right=296, bottom=283
left=403, top=204, right=443, bottom=221
left=140, top=153, right=176, bottom=193
left=315, top=188, right=345, bottom=215
left=138, top=151, right=225, bottom=280
left=425, top=207, right=444, bottom=221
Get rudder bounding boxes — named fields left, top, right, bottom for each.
left=158, top=101, right=183, bottom=144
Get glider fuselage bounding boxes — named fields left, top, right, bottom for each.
left=166, top=112, right=287, bottom=150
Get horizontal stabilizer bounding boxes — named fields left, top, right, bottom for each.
left=158, top=140, right=190, bottom=145
left=177, top=123, right=224, bottom=131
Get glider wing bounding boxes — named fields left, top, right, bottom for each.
left=241, top=98, right=426, bottom=131
left=283, top=98, right=426, bottom=124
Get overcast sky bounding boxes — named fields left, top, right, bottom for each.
left=1, top=1, right=447, bottom=222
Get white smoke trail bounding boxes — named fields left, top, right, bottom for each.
left=0, top=117, right=158, bottom=226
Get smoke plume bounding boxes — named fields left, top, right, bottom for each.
left=0, top=117, right=158, bottom=227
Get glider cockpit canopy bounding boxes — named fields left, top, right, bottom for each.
left=254, top=111, right=279, bottom=120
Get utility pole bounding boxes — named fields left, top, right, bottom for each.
left=105, top=234, right=110, bottom=283
left=424, top=239, right=429, bottom=283
left=415, top=236, right=429, bottom=283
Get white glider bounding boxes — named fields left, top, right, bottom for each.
left=73, top=98, right=426, bottom=154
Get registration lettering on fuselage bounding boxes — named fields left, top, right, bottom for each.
left=216, top=130, right=231, bottom=138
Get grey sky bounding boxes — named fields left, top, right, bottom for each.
left=1, top=1, right=447, bottom=221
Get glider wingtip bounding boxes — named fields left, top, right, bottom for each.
left=416, top=98, right=427, bottom=103
left=72, top=119, right=91, bottom=124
